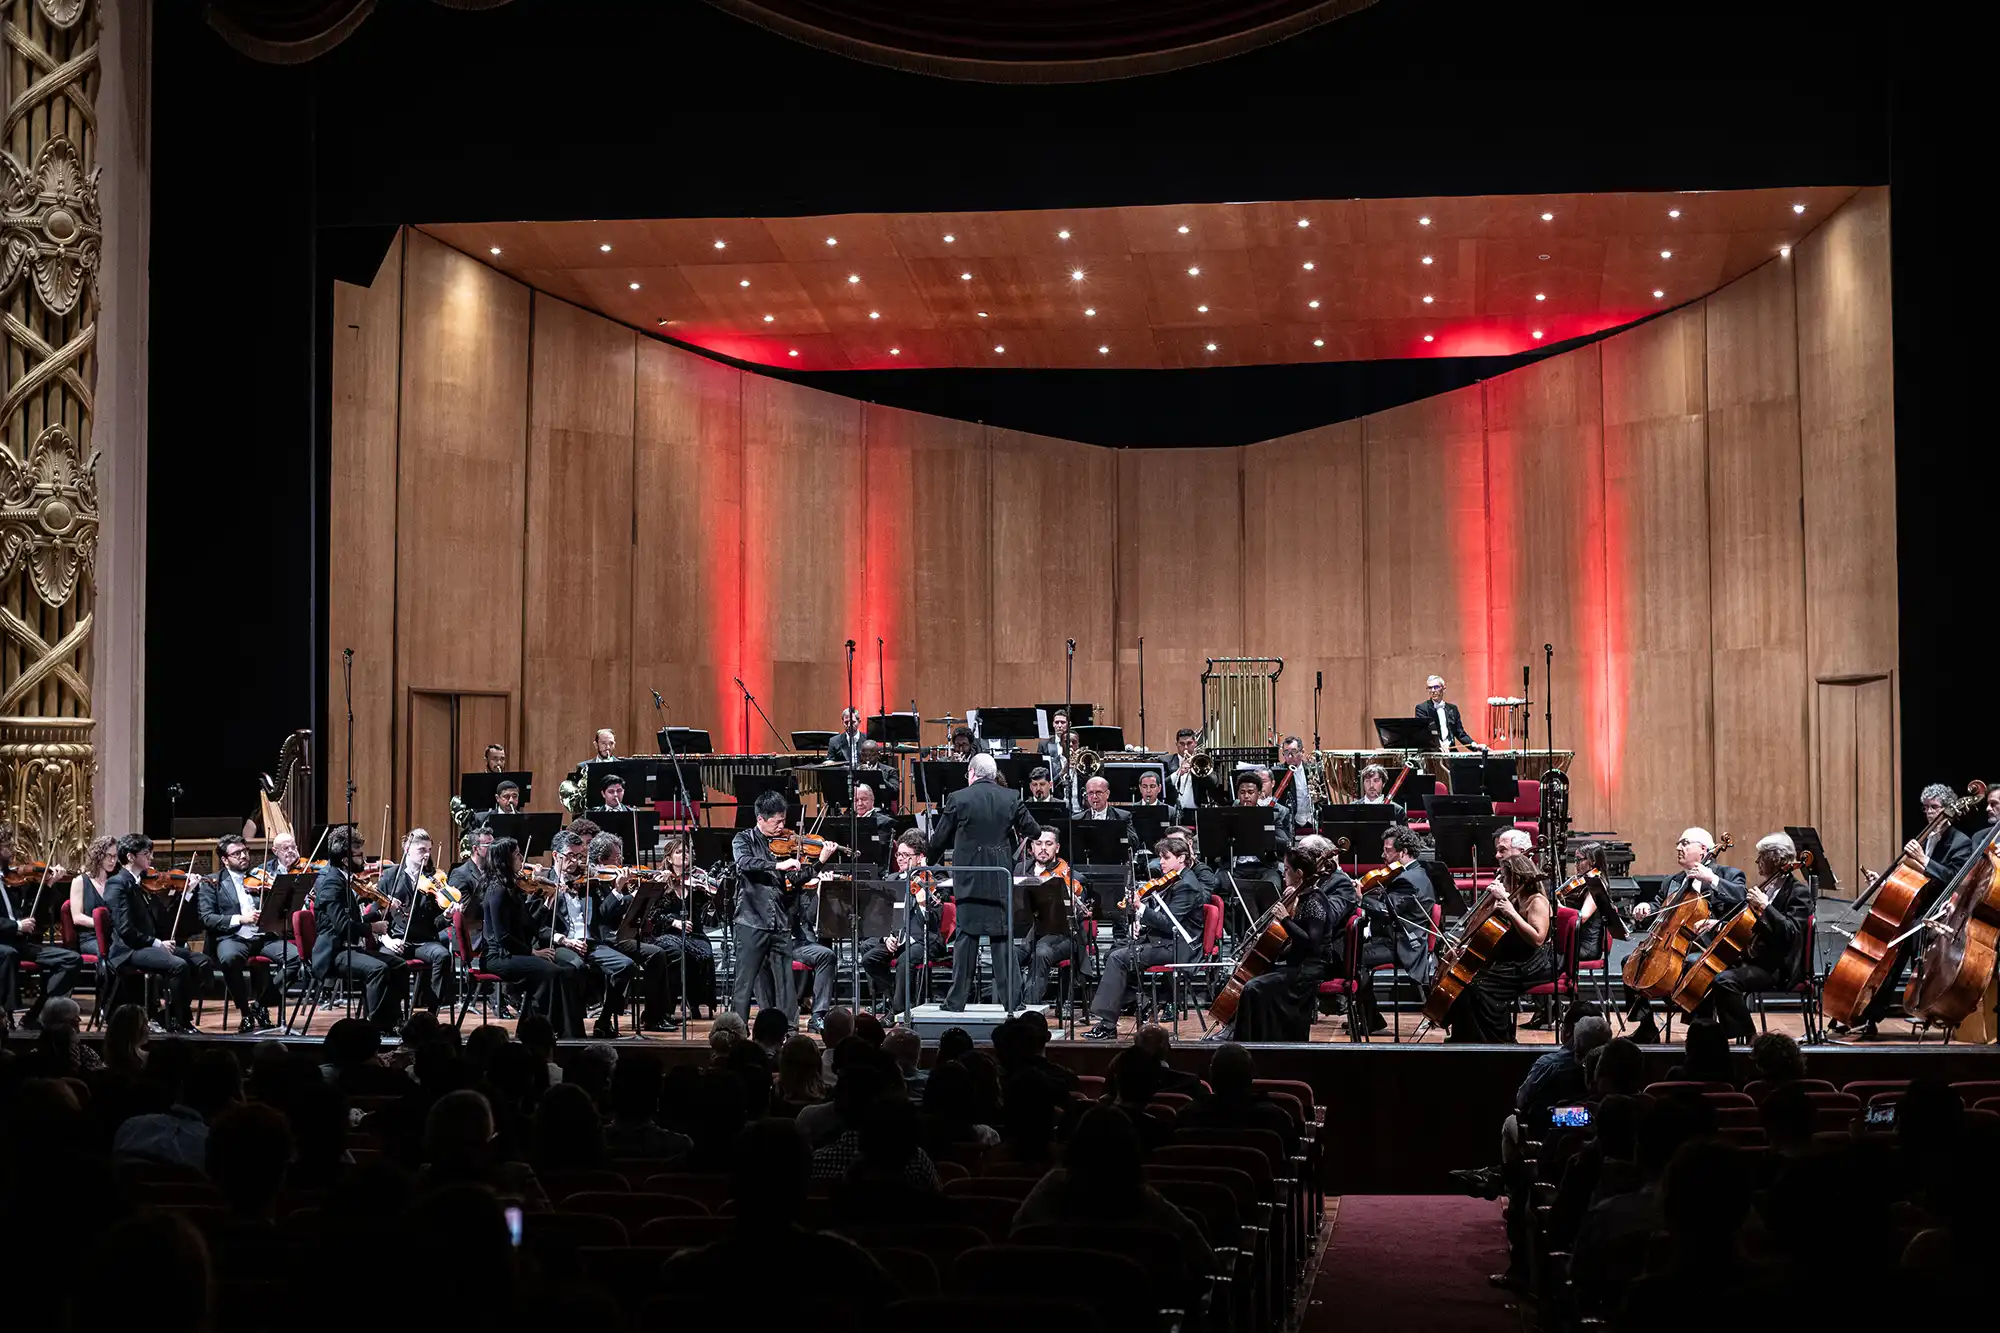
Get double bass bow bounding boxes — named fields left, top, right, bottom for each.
left=1823, top=782, right=1988, bottom=1026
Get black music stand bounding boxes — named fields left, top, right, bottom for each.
left=1784, top=825, right=1836, bottom=900
left=732, top=774, right=799, bottom=828
left=657, top=727, right=712, bottom=754
left=792, top=730, right=836, bottom=752
left=589, top=809, right=660, bottom=863
left=816, top=872, right=900, bottom=1012
left=1072, top=820, right=1136, bottom=867
left=691, top=827, right=738, bottom=872
left=1038, top=702, right=1095, bottom=726
left=476, top=812, right=564, bottom=852
left=1022, top=802, right=1073, bottom=859
left=1374, top=717, right=1434, bottom=750
left=1074, top=724, right=1123, bottom=752
left=991, top=754, right=1039, bottom=789
left=1427, top=794, right=1497, bottom=820
left=459, top=771, right=533, bottom=807
left=263, top=873, right=316, bottom=1032
left=867, top=713, right=921, bottom=746
left=1443, top=755, right=1519, bottom=802
left=974, top=707, right=1044, bottom=746
left=916, top=761, right=970, bottom=803
left=1196, top=806, right=1281, bottom=864
left=1099, top=762, right=1164, bottom=802
left=837, top=819, right=898, bottom=873
left=1128, top=805, right=1174, bottom=851
left=1429, top=814, right=1513, bottom=872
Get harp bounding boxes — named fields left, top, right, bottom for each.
left=258, top=730, right=313, bottom=844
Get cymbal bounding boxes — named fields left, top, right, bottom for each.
left=925, top=715, right=965, bottom=724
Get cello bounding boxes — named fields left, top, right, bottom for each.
left=1904, top=827, right=2000, bottom=1029
left=1671, top=851, right=1808, bottom=1013
left=1622, top=832, right=1734, bottom=997
left=1208, top=842, right=1343, bottom=1027
left=1420, top=854, right=1544, bottom=1026
left=1823, top=782, right=1988, bottom=1025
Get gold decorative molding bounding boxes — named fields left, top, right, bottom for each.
left=0, top=0, right=97, bottom=863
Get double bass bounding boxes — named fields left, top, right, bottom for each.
left=1670, top=851, right=1808, bottom=1013
left=1904, top=826, right=2000, bottom=1029
left=1823, top=782, right=1988, bottom=1025
left=1622, top=832, right=1734, bottom=997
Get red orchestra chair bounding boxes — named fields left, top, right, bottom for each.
left=1143, top=896, right=1223, bottom=1037
left=448, top=906, right=506, bottom=1029
left=1518, top=906, right=1581, bottom=1027
left=60, top=909, right=107, bottom=1028
left=1316, top=908, right=1369, bottom=1042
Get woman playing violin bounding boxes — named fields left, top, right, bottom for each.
left=1228, top=836, right=1354, bottom=1043
left=1443, top=853, right=1553, bottom=1044
left=650, top=838, right=718, bottom=1023
left=68, top=833, right=119, bottom=952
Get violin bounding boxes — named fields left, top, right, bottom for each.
left=139, top=868, right=198, bottom=894
left=1120, top=867, right=1182, bottom=910
left=1354, top=857, right=1413, bottom=895
left=418, top=868, right=462, bottom=909
left=2, top=859, right=61, bottom=889
left=767, top=830, right=853, bottom=860
left=1670, top=851, right=1809, bottom=1013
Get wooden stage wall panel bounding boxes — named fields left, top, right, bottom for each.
left=344, top=199, right=1895, bottom=873
left=391, top=231, right=531, bottom=833
left=1705, top=257, right=1810, bottom=866
left=328, top=230, right=403, bottom=832
left=1797, top=187, right=1901, bottom=890
left=1241, top=423, right=1370, bottom=751
left=633, top=339, right=742, bottom=751
left=1599, top=306, right=1716, bottom=874
left=1361, top=385, right=1490, bottom=753
left=521, top=295, right=637, bottom=790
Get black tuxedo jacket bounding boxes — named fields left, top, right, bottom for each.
left=1745, top=873, right=1811, bottom=983
left=1361, top=862, right=1439, bottom=979
left=481, top=877, right=541, bottom=961
left=197, top=869, right=270, bottom=949
left=1919, top=826, right=1975, bottom=907
left=104, top=868, right=159, bottom=967
left=827, top=731, right=863, bottom=765
left=733, top=827, right=793, bottom=933
left=1646, top=865, right=1748, bottom=915
left=1415, top=698, right=1475, bottom=748
left=928, top=779, right=1041, bottom=936
left=381, top=865, right=446, bottom=944
left=310, top=864, right=375, bottom=974
left=1136, top=862, right=1217, bottom=951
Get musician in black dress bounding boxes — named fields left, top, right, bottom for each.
left=480, top=837, right=581, bottom=1037
left=1084, top=833, right=1213, bottom=1041
left=1694, top=832, right=1811, bottom=1043
left=1228, top=837, right=1351, bottom=1043
left=1440, top=853, right=1552, bottom=1043
left=650, top=838, right=717, bottom=1022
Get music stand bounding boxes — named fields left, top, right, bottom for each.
left=792, top=730, right=836, bottom=752
left=816, top=871, right=899, bottom=1012
left=975, top=707, right=1044, bottom=746
left=263, top=873, right=317, bottom=1031
left=459, top=771, right=533, bottom=807
left=1443, top=755, right=1518, bottom=801
left=615, top=881, right=665, bottom=946
left=1038, top=703, right=1095, bottom=726
left=1427, top=794, right=1496, bottom=820
left=589, top=809, right=660, bottom=863
left=617, top=759, right=703, bottom=818
left=1099, top=762, right=1164, bottom=802
left=1784, top=825, right=1837, bottom=899
left=732, top=774, right=799, bottom=827
left=1195, top=806, right=1281, bottom=864
left=1417, top=857, right=1471, bottom=916
left=476, top=812, right=563, bottom=853
left=1128, top=805, right=1174, bottom=851
left=916, top=761, right=970, bottom=804
left=1373, top=717, right=1434, bottom=750
left=690, top=827, right=738, bottom=872
left=657, top=726, right=712, bottom=755
left=867, top=713, right=921, bottom=746
left=991, top=753, right=1039, bottom=790
left=1429, top=814, right=1513, bottom=871
left=1073, top=724, right=1124, bottom=752
left=1072, top=820, right=1135, bottom=867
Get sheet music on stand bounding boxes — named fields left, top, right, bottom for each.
left=264, top=874, right=317, bottom=937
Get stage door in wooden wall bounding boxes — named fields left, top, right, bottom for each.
left=403, top=691, right=513, bottom=851
left=1812, top=673, right=1895, bottom=899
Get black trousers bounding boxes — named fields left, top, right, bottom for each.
left=1021, top=933, right=1077, bottom=1006
left=213, top=935, right=299, bottom=1016
left=0, top=939, right=81, bottom=1014
left=118, top=944, right=212, bottom=1022
left=553, top=942, right=640, bottom=1016
left=946, top=934, right=1020, bottom=1010
left=324, top=946, right=412, bottom=1027
left=403, top=940, right=454, bottom=1008
left=731, top=923, right=795, bottom=1019
left=1091, top=936, right=1184, bottom=1023
left=1707, top=963, right=1783, bottom=1041
left=487, top=952, right=581, bottom=1037
left=649, top=932, right=717, bottom=1015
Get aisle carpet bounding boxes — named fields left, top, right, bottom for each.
left=1301, top=1195, right=1520, bottom=1332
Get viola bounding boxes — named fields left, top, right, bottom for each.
left=1905, top=826, right=2000, bottom=1028
left=1670, top=852, right=1808, bottom=1013
left=1824, top=782, right=1988, bottom=1025
left=1621, top=832, right=1734, bottom=997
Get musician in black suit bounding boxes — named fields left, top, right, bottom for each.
left=1357, top=764, right=1407, bottom=821
left=853, top=740, right=900, bottom=812
left=845, top=782, right=899, bottom=869
left=1226, top=770, right=1292, bottom=918
left=929, top=752, right=1041, bottom=1010
left=1697, top=833, right=1812, bottom=1043
left=104, top=835, right=211, bottom=1033
left=1084, top=833, right=1213, bottom=1040
left=198, top=834, right=298, bottom=1032
left=732, top=790, right=838, bottom=1022
left=1624, top=827, right=1746, bottom=1039
left=1162, top=728, right=1224, bottom=811
left=546, top=832, right=642, bottom=1038
left=1342, top=826, right=1436, bottom=1034
left=0, top=824, right=80, bottom=1030
left=858, top=832, right=945, bottom=1012
left=1076, top=776, right=1142, bottom=858
left=1853, top=784, right=1978, bottom=1031
left=1416, top=675, right=1483, bottom=750
left=257, top=830, right=304, bottom=880
left=827, top=708, right=864, bottom=765
left=309, top=825, right=411, bottom=1030
left=375, top=828, right=456, bottom=1012
left=1018, top=829, right=1082, bottom=1007
left=479, top=837, right=581, bottom=1037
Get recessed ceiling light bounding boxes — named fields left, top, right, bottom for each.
left=1098, top=345, right=1109, bottom=354
left=763, top=314, right=775, bottom=322
left=1058, top=229, right=1071, bottom=240
left=825, top=237, right=838, bottom=246
left=628, top=282, right=641, bottom=290
left=1653, top=289, right=1665, bottom=299
left=1313, top=339, right=1325, bottom=348
left=739, top=279, right=750, bottom=287
left=788, top=350, right=798, bottom=357
left=868, top=311, right=880, bottom=319
left=960, top=272, right=972, bottom=281
left=713, top=240, right=726, bottom=250
left=656, top=318, right=667, bottom=326
left=943, top=234, right=955, bottom=243
left=977, top=311, right=988, bottom=318
left=1307, top=300, right=1320, bottom=309
left=1541, top=212, right=1554, bottom=221
left=1422, top=295, right=1434, bottom=304
left=1668, top=209, right=1681, bottom=218
left=1538, top=254, right=1550, bottom=261
left=488, top=246, right=501, bottom=255
left=1187, top=266, right=1200, bottom=276
left=1779, top=246, right=1791, bottom=258
left=600, top=244, right=612, bottom=252
left=1205, top=342, right=1218, bottom=352
left=1792, top=203, right=1806, bottom=214
left=1418, top=216, right=1431, bottom=226
left=1660, top=250, right=1672, bottom=259
left=1535, top=293, right=1546, bottom=301
left=1084, top=307, right=1096, bottom=316
left=1071, top=269, right=1085, bottom=281
left=1302, top=261, right=1315, bottom=271
left=1177, top=225, right=1190, bottom=234
left=1423, top=334, right=1435, bottom=343
left=993, top=345, right=1005, bottom=354
left=1532, top=330, right=1544, bottom=340
left=890, top=348, right=900, bottom=355
left=1297, top=218, right=1311, bottom=228
left=847, top=274, right=860, bottom=284
left=1196, top=304, right=1208, bottom=313
left=1421, top=256, right=1434, bottom=265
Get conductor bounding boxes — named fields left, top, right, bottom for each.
left=929, top=752, right=1041, bottom=1011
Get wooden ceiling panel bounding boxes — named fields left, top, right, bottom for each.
left=421, top=186, right=1857, bottom=371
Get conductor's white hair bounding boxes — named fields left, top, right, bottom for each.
left=969, top=752, right=999, bottom=783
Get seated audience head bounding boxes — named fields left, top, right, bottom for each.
left=752, top=1006, right=792, bottom=1052
left=98, top=1212, right=211, bottom=1333
left=853, top=1010, right=886, bottom=1048
left=1591, top=1037, right=1646, bottom=1097
left=462, top=1023, right=510, bottom=1073
left=1207, top=1042, right=1255, bottom=1100
left=405, top=1184, right=515, bottom=1308
left=921, top=1058, right=973, bottom=1124
left=1135, top=1024, right=1173, bottom=1063
left=1896, top=1078, right=1965, bottom=1157
left=423, top=1089, right=496, bottom=1172
left=182, top=1050, right=245, bottom=1121
left=1750, top=1031, right=1806, bottom=1084
left=567, top=1042, right=617, bottom=1101
left=1759, top=1082, right=1815, bottom=1152
left=1066, top=1106, right=1146, bottom=1210
left=205, top=1102, right=293, bottom=1218
left=515, top=1011, right=557, bottom=1063
left=609, top=1056, right=663, bottom=1123
left=822, top=1005, right=856, bottom=1049
left=322, top=1017, right=382, bottom=1070
left=709, top=1010, right=749, bottom=1055
left=1679, top=1021, right=1735, bottom=1083
left=936, top=1026, right=974, bottom=1065
left=730, top=1119, right=812, bottom=1226
left=1569, top=1013, right=1613, bottom=1061
left=532, top=1082, right=606, bottom=1169
left=882, top=1027, right=922, bottom=1076
left=1661, top=1138, right=1749, bottom=1247
left=856, top=1097, right=927, bottom=1183
left=778, top=1034, right=828, bottom=1103
left=1112, top=1045, right=1164, bottom=1106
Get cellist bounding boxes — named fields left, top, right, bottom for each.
left=1442, top=854, right=1553, bottom=1044
left=1689, top=832, right=1810, bottom=1043
left=1226, top=836, right=1350, bottom=1042
left=1847, top=783, right=1977, bottom=1036
left=1625, top=828, right=1745, bottom=1043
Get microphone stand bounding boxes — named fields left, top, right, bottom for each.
left=1137, top=636, right=1147, bottom=753
left=733, top=676, right=789, bottom=752
left=652, top=688, right=697, bottom=1040
left=1313, top=670, right=1323, bottom=753
left=1543, top=644, right=1560, bottom=873
left=846, top=640, right=862, bottom=1014
left=1063, top=638, right=1077, bottom=814
left=342, top=648, right=356, bottom=831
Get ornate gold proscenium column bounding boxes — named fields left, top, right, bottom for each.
left=0, top=0, right=99, bottom=864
